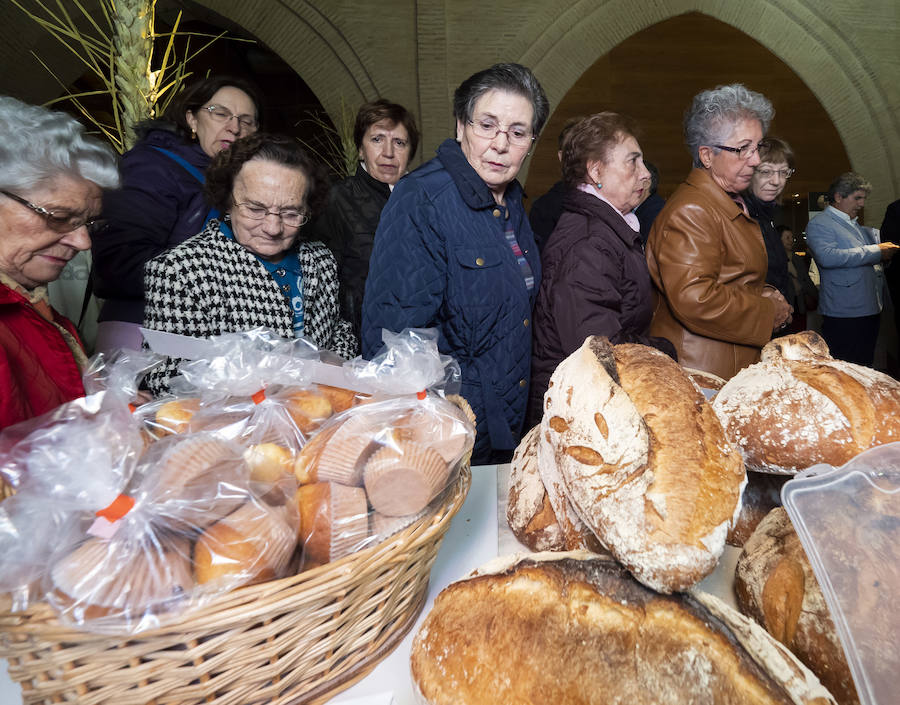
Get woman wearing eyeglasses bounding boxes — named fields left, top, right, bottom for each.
left=142, top=134, right=356, bottom=395
left=742, top=138, right=797, bottom=315
left=92, top=75, right=262, bottom=355
left=0, top=96, right=119, bottom=429
left=646, top=83, right=792, bottom=380
left=361, top=63, right=548, bottom=464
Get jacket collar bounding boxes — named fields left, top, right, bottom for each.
left=436, top=138, right=523, bottom=210
left=354, top=163, right=392, bottom=198
left=741, top=189, right=777, bottom=220
left=563, top=187, right=642, bottom=248
left=685, top=167, right=747, bottom=222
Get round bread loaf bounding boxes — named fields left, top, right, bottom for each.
left=735, top=507, right=858, bottom=705
left=506, top=425, right=603, bottom=553
left=411, top=553, right=836, bottom=705
left=713, top=331, right=900, bottom=474
left=542, top=337, right=745, bottom=593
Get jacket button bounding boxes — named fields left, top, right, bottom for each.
left=523, top=318, right=529, bottom=327
left=492, top=208, right=501, bottom=217
left=475, top=257, right=485, bottom=266
left=519, top=379, right=526, bottom=388
left=281, top=284, right=291, bottom=292
left=276, top=268, right=286, bottom=277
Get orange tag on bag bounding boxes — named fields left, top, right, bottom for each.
left=127, top=403, right=137, bottom=413
left=95, top=493, right=135, bottom=522
left=252, top=389, right=266, bottom=404
left=417, top=390, right=427, bottom=400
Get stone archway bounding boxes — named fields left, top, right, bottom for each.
left=518, top=0, right=898, bottom=222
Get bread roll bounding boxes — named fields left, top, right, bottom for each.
left=506, top=425, right=603, bottom=553
left=728, top=472, right=789, bottom=547
left=152, top=398, right=201, bottom=436
left=243, top=443, right=295, bottom=484
left=282, top=389, right=334, bottom=434
left=542, top=337, right=744, bottom=592
left=411, top=553, right=836, bottom=705
left=713, top=331, right=900, bottom=473
left=735, top=507, right=858, bottom=705
left=194, top=501, right=298, bottom=587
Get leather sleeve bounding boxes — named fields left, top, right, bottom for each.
left=650, top=200, right=774, bottom=347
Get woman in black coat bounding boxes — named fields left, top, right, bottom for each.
left=528, top=113, right=675, bottom=426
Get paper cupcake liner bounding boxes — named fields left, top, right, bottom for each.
left=314, top=415, right=379, bottom=486
left=327, top=483, right=369, bottom=561
left=370, top=508, right=426, bottom=541
left=363, top=442, right=449, bottom=517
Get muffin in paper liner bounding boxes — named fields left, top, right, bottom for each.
left=281, top=388, right=334, bottom=435
left=47, top=534, right=194, bottom=626
left=363, top=442, right=450, bottom=517
left=313, top=415, right=380, bottom=486
left=296, top=482, right=368, bottom=564
left=391, top=403, right=471, bottom=465
left=146, top=434, right=248, bottom=530
left=194, top=501, right=299, bottom=587
left=369, top=507, right=427, bottom=541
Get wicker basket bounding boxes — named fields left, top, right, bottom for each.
left=0, top=399, right=474, bottom=705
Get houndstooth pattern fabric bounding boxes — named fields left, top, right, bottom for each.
left=143, top=219, right=357, bottom=395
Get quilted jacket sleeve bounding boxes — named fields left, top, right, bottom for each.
left=650, top=199, right=774, bottom=347
left=361, top=183, right=446, bottom=358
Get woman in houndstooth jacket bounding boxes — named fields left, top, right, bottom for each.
left=143, top=134, right=357, bottom=395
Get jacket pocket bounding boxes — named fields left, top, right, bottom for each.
left=454, top=246, right=504, bottom=270
left=829, top=269, right=863, bottom=288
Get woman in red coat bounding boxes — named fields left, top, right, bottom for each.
left=0, top=96, right=120, bottom=430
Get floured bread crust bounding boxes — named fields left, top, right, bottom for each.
left=507, top=426, right=602, bottom=552
left=411, top=555, right=836, bottom=705
left=542, top=337, right=743, bottom=593
left=713, top=331, right=900, bottom=473
left=735, top=508, right=859, bottom=705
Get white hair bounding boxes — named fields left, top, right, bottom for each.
left=0, top=96, right=120, bottom=192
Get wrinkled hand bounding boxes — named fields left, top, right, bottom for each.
left=762, top=287, right=793, bottom=331
left=879, top=242, right=900, bottom=261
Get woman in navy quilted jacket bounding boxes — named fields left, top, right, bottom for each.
left=92, top=76, right=261, bottom=354
left=362, top=63, right=548, bottom=464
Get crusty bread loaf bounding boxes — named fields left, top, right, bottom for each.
left=506, top=425, right=603, bottom=553
left=713, top=331, right=900, bottom=474
left=728, top=471, right=789, bottom=547
left=541, top=337, right=744, bottom=592
left=735, top=507, right=858, bottom=705
left=411, top=553, right=836, bottom=705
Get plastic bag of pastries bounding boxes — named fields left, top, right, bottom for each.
left=0, top=352, right=158, bottom=610
left=293, top=328, right=476, bottom=570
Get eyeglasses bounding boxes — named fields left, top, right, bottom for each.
left=1, top=189, right=100, bottom=233
left=712, top=142, right=764, bottom=160
left=467, top=119, right=534, bottom=147
left=755, top=167, right=795, bottom=180
left=200, top=105, right=258, bottom=130
left=234, top=202, right=308, bottom=227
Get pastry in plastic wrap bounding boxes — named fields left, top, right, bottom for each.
left=194, top=501, right=298, bottom=587
left=713, top=331, right=900, bottom=474
left=541, top=337, right=744, bottom=593
left=364, top=441, right=449, bottom=516
left=295, top=482, right=369, bottom=564
left=243, top=443, right=296, bottom=484
left=411, top=553, right=836, bottom=705
left=48, top=535, right=194, bottom=626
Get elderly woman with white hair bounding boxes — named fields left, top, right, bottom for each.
left=0, top=96, right=119, bottom=429
left=645, top=83, right=792, bottom=380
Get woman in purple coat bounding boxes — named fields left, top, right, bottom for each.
left=528, top=113, right=675, bottom=425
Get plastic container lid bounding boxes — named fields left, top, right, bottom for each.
left=781, top=442, right=900, bottom=705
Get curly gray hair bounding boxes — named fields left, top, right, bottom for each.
left=0, top=96, right=119, bottom=192
left=683, top=83, right=774, bottom=167
left=826, top=171, right=871, bottom=202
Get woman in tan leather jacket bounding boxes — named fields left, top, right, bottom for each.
left=646, top=84, right=792, bottom=380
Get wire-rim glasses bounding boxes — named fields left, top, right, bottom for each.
left=1, top=189, right=100, bottom=233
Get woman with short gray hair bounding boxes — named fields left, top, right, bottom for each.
left=645, top=83, right=792, bottom=380
left=362, top=63, right=547, bottom=464
left=0, top=96, right=119, bottom=429
left=806, top=171, right=898, bottom=366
